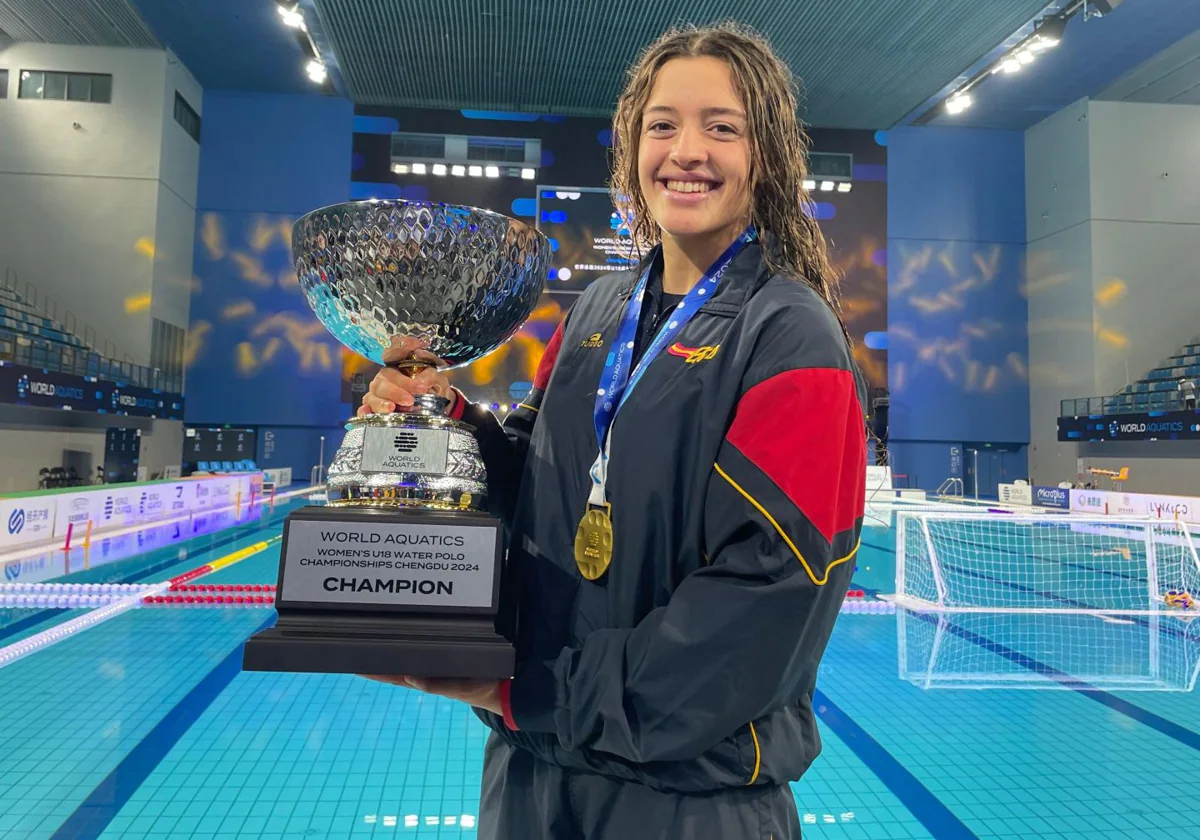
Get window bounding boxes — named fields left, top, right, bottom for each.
left=466, top=137, right=527, bottom=163
left=0, top=70, right=8, bottom=99
left=173, top=92, right=201, bottom=142
left=18, top=70, right=112, bottom=103
left=390, top=133, right=446, bottom=159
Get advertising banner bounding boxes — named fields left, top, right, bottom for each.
left=0, top=360, right=184, bottom=419
left=0, top=496, right=57, bottom=550
left=1058, top=410, right=1200, bottom=442
left=1141, top=494, right=1198, bottom=525
left=1032, top=486, right=1070, bottom=510
left=998, top=484, right=1033, bottom=506
left=6, top=474, right=261, bottom=553
left=1070, top=489, right=1111, bottom=516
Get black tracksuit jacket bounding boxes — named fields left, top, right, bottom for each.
left=454, top=238, right=867, bottom=794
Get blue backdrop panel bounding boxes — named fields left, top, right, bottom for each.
left=187, top=209, right=345, bottom=426
left=887, top=238, right=1029, bottom=443
left=886, top=126, right=1025, bottom=245
left=187, top=92, right=354, bottom=427
left=196, top=92, right=353, bottom=215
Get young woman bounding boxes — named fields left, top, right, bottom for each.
left=361, top=22, right=867, bottom=840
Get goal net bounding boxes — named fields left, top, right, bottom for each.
left=896, top=513, right=1200, bottom=690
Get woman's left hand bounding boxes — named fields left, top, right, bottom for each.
left=361, top=675, right=503, bottom=716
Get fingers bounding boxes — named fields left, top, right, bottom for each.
left=381, top=336, right=424, bottom=365
left=410, top=366, right=453, bottom=400
left=360, top=392, right=395, bottom=415
left=370, top=367, right=423, bottom=408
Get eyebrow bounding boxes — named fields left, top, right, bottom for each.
left=644, top=105, right=746, bottom=119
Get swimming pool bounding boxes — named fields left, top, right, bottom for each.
left=1, top=500, right=1197, bottom=839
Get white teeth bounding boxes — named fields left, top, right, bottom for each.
left=665, top=180, right=713, bottom=194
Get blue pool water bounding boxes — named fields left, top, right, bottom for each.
left=1, top=503, right=1197, bottom=839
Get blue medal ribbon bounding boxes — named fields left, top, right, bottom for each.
left=585, top=227, right=756, bottom=507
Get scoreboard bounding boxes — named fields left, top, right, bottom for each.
left=183, top=427, right=257, bottom=473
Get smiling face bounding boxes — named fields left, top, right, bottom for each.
left=636, top=56, right=752, bottom=248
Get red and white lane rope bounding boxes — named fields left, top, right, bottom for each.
left=0, top=535, right=281, bottom=669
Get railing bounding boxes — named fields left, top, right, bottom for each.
left=0, top=329, right=183, bottom=393
left=936, top=477, right=964, bottom=497
left=1061, top=393, right=1189, bottom=417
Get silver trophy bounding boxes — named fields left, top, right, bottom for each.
left=243, top=200, right=550, bottom=679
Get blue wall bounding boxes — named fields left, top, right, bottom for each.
left=885, top=126, right=1030, bottom=492
left=186, top=91, right=354, bottom=477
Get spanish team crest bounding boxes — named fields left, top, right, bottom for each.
left=667, top=343, right=719, bottom=364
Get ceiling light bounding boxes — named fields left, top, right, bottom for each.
left=946, top=94, right=973, bottom=115
left=305, top=60, right=326, bottom=83
left=485, top=166, right=500, bottom=178
left=451, top=165, right=465, bottom=176
left=1000, top=57, right=1021, bottom=74
left=802, top=179, right=816, bottom=191
left=521, top=168, right=536, bottom=180
left=468, top=165, right=483, bottom=177
left=411, top=162, right=426, bottom=175
left=836, top=182, right=852, bottom=193
left=819, top=181, right=834, bottom=192
left=277, top=4, right=305, bottom=28
left=1017, top=48, right=1035, bottom=65
left=1033, top=16, right=1066, bottom=48
left=432, top=163, right=447, bottom=176
left=392, top=163, right=409, bottom=175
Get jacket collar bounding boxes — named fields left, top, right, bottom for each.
left=617, top=235, right=772, bottom=315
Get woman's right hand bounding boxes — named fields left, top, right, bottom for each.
left=358, top=336, right=456, bottom=416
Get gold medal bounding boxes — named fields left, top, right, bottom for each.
left=574, top=504, right=614, bottom=581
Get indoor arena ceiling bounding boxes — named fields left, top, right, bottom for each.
left=0, top=0, right=156, bottom=48
left=308, top=0, right=1053, bottom=129
left=10, top=0, right=1200, bottom=130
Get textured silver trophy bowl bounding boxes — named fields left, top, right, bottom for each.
left=292, top=200, right=550, bottom=510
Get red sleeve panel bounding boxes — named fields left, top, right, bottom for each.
left=719, top=368, right=866, bottom=582
left=533, top=321, right=566, bottom=391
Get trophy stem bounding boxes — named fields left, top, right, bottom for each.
left=390, top=358, right=433, bottom=378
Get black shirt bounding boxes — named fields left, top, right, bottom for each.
left=631, top=265, right=685, bottom=368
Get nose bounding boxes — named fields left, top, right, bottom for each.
left=668, top=125, right=707, bottom=169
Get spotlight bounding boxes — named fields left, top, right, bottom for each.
left=1032, top=16, right=1066, bottom=48
left=277, top=4, right=304, bottom=28
left=836, top=182, right=852, bottom=193
left=432, top=163, right=447, bottom=176
left=1016, top=48, right=1035, bottom=65
left=521, top=168, right=536, bottom=180
left=802, top=179, right=816, bottom=191
left=411, top=162, right=427, bottom=175
left=468, top=165, right=483, bottom=177
left=305, top=60, right=326, bottom=83
left=451, top=165, right=466, bottom=176
left=485, top=166, right=500, bottom=178
left=1000, top=56, right=1021, bottom=74
left=392, top=163, right=409, bottom=175
left=819, top=181, right=834, bottom=192
left=946, top=94, right=973, bottom=115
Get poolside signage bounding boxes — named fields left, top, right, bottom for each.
left=1032, top=486, right=1069, bottom=509
left=1058, top=409, right=1200, bottom=442
left=0, top=360, right=184, bottom=420
left=0, top=497, right=54, bottom=549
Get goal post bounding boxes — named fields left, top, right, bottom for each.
left=895, top=512, right=1200, bottom=616
left=895, top=511, right=1200, bottom=691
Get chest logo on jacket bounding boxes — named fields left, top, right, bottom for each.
left=667, top=343, right=719, bottom=365
left=580, top=333, right=605, bottom=349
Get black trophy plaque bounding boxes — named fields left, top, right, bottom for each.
left=242, top=505, right=515, bottom=679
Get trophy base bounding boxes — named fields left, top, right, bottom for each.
left=242, top=503, right=515, bottom=679
left=242, top=614, right=514, bottom=679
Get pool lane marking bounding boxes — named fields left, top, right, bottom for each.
left=49, top=613, right=276, bottom=840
